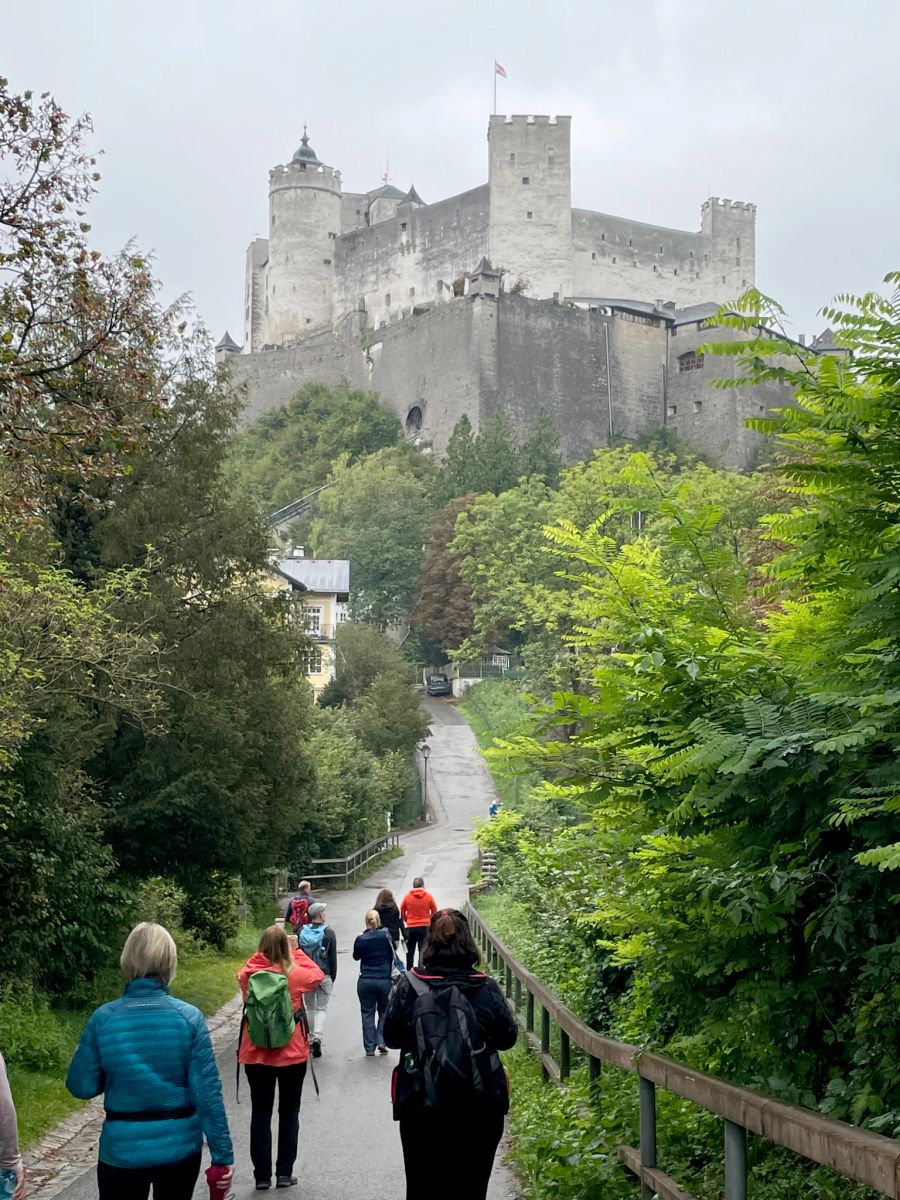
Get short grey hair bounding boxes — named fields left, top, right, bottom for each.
left=412, top=877, right=424, bottom=889
left=120, top=922, right=178, bottom=986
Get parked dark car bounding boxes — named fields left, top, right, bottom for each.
left=426, top=672, right=452, bottom=697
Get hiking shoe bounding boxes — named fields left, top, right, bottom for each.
left=311, top=1037, right=322, bottom=1058
left=365, top=1049, right=375, bottom=1056
left=255, top=1183, right=271, bottom=1192
left=378, top=1044, right=388, bottom=1054
left=276, top=1177, right=298, bottom=1189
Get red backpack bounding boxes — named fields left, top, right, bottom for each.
left=289, top=896, right=310, bottom=930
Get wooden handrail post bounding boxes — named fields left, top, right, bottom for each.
left=559, top=1029, right=571, bottom=1081
left=540, top=1005, right=551, bottom=1082
left=514, top=976, right=522, bottom=1011
left=724, top=1120, right=747, bottom=1200
left=504, top=963, right=512, bottom=998
left=526, top=990, right=535, bottom=1032
left=639, top=1076, right=657, bottom=1200
left=588, top=1054, right=602, bottom=1108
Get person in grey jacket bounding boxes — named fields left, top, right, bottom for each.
left=67, top=922, right=233, bottom=1199
left=0, top=1051, right=25, bottom=1199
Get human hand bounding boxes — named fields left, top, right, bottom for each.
left=215, top=1166, right=234, bottom=1191
left=13, top=1160, right=26, bottom=1200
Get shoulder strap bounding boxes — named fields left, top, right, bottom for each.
left=406, top=971, right=430, bottom=997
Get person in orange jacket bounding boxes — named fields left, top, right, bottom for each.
left=237, top=925, right=323, bottom=1191
left=399, top=877, right=438, bottom=969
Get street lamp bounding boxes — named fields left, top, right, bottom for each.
left=420, top=744, right=431, bottom=819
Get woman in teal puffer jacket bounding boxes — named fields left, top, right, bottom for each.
left=67, top=922, right=234, bottom=1199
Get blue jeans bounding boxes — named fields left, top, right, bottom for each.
left=357, top=976, right=391, bottom=1052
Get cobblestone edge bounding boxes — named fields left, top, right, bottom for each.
left=24, top=992, right=243, bottom=1199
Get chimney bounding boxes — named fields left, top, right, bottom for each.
left=798, top=333, right=806, bottom=346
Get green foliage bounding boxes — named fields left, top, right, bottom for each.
left=432, top=409, right=562, bottom=506
left=180, top=872, right=240, bottom=950
left=0, top=986, right=71, bottom=1072
left=411, top=494, right=478, bottom=656
left=227, top=381, right=403, bottom=516
left=469, top=280, right=900, bottom=1193
left=312, top=446, right=436, bottom=625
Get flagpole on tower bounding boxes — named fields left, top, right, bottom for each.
left=493, top=60, right=497, bottom=115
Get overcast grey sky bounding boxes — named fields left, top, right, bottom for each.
left=6, top=0, right=900, bottom=341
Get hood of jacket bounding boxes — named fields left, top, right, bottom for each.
left=407, top=888, right=428, bottom=899
left=237, top=951, right=285, bottom=987
left=411, top=960, right=490, bottom=997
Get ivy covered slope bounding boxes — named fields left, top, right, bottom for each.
left=473, top=284, right=900, bottom=1183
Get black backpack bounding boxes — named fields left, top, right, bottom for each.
left=402, top=972, right=507, bottom=1113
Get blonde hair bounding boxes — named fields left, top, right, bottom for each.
left=258, top=924, right=294, bottom=973
left=365, top=909, right=381, bottom=930
left=121, top=922, right=177, bottom=986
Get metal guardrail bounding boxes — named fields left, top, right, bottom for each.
left=305, top=832, right=401, bottom=887
left=465, top=902, right=900, bottom=1200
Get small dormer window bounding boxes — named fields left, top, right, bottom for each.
left=522, top=176, right=530, bottom=185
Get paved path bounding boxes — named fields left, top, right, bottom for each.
left=39, top=697, right=519, bottom=1200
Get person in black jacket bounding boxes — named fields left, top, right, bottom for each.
left=373, top=888, right=405, bottom=948
left=383, top=908, right=518, bottom=1200
left=352, top=910, right=394, bottom=1056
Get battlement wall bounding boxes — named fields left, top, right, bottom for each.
left=268, top=161, right=342, bottom=194
left=333, top=184, right=489, bottom=329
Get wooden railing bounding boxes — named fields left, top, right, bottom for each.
left=466, top=902, right=900, bottom=1200
left=305, top=832, right=401, bottom=888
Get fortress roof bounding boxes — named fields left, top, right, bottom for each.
left=216, top=330, right=241, bottom=352
left=367, top=183, right=406, bottom=201
left=404, top=184, right=425, bottom=205
left=292, top=127, right=320, bottom=165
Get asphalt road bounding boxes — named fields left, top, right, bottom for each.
left=54, top=697, right=519, bottom=1200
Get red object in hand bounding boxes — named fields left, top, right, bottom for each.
left=206, top=1165, right=231, bottom=1196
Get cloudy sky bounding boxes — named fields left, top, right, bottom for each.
left=6, top=0, right=900, bottom=341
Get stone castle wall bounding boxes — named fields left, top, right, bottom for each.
left=333, top=185, right=490, bottom=331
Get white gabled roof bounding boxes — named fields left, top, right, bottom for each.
left=276, top=558, right=350, bottom=594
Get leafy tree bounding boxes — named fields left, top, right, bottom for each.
left=227, top=381, right=403, bottom=517
left=329, top=621, right=411, bottom=702
left=432, top=409, right=562, bottom=505
left=411, top=494, right=478, bottom=655
left=312, top=447, right=435, bottom=625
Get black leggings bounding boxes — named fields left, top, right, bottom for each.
left=97, top=1152, right=201, bottom=1199
left=399, top=1108, right=505, bottom=1200
left=245, top=1061, right=307, bottom=1183
left=405, top=926, right=427, bottom=969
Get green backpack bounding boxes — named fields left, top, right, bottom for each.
left=245, top=970, right=295, bottom=1049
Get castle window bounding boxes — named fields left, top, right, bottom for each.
left=401, top=222, right=407, bottom=231
left=633, top=260, right=638, bottom=267
left=735, top=257, right=740, bottom=266
left=323, top=258, right=332, bottom=265
left=356, top=208, right=361, bottom=215
left=385, top=293, right=391, bottom=306
left=526, top=211, right=533, bottom=220
left=736, top=237, right=741, bottom=256
left=678, top=350, right=704, bottom=372
left=329, top=231, right=336, bottom=239
left=693, top=400, right=703, bottom=414
left=409, top=286, right=415, bottom=299
left=522, top=176, right=530, bottom=185
left=689, top=251, right=694, bottom=259
left=660, top=245, right=664, bottom=253
left=509, top=152, right=515, bottom=162
left=601, top=232, right=606, bottom=241
left=437, top=279, right=443, bottom=293
left=592, top=252, right=597, bottom=260
left=653, top=265, right=658, bottom=272
left=674, top=269, right=678, bottom=276
left=722, top=275, right=727, bottom=283
left=305, top=318, right=312, bottom=325
left=612, top=256, right=617, bottom=263
left=628, top=239, right=632, bottom=247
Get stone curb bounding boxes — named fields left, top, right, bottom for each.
left=24, top=993, right=243, bottom=1199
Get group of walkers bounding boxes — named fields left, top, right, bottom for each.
left=1, top=874, right=517, bottom=1200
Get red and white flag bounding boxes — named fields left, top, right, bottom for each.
left=495, top=61, right=507, bottom=78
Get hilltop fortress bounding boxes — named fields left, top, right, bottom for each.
left=223, top=115, right=825, bottom=468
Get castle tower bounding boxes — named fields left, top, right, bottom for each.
left=700, top=196, right=757, bottom=297
left=487, top=115, right=573, bottom=300
left=264, top=129, right=341, bottom=345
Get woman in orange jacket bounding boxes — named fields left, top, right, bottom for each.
left=237, top=925, right=323, bottom=1191
left=399, top=877, right=438, bottom=969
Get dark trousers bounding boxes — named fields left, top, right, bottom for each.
left=399, top=1108, right=505, bottom=1200
left=405, top=926, right=427, bottom=969
left=357, top=976, right=391, bottom=1051
left=97, top=1152, right=201, bottom=1200
left=245, top=1062, right=307, bottom=1183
